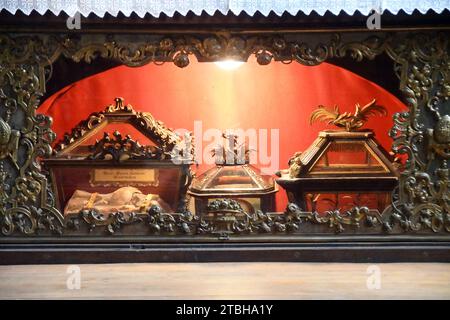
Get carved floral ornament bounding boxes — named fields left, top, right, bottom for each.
left=0, top=31, right=448, bottom=237
left=52, top=97, right=192, bottom=162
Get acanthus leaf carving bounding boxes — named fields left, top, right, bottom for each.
left=0, top=35, right=64, bottom=236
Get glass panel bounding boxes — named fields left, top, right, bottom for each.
left=310, top=141, right=387, bottom=174
left=208, top=166, right=259, bottom=190
left=305, top=191, right=391, bottom=214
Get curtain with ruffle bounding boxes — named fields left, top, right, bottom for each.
left=1, top=0, right=448, bottom=17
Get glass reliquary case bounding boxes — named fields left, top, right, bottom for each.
left=188, top=134, right=278, bottom=236
left=276, top=99, right=399, bottom=216
left=43, top=98, right=194, bottom=219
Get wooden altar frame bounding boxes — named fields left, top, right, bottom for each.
left=0, top=15, right=448, bottom=263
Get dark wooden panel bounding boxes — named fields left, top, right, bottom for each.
left=1, top=241, right=449, bottom=264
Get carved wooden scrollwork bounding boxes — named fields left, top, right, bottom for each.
left=0, top=35, right=64, bottom=236
left=67, top=209, right=143, bottom=234
left=64, top=202, right=382, bottom=237
left=383, top=33, right=449, bottom=233
left=0, top=31, right=448, bottom=237
left=87, top=131, right=166, bottom=162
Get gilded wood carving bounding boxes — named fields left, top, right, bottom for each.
left=53, top=97, right=183, bottom=160
left=0, top=31, right=448, bottom=237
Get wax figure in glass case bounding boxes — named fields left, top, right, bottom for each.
left=43, top=98, right=194, bottom=216
left=64, top=187, right=172, bottom=214
left=276, top=99, right=399, bottom=215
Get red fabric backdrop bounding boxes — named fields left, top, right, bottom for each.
left=38, top=58, right=407, bottom=211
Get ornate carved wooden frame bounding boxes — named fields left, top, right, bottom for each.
left=0, top=31, right=448, bottom=240
left=52, top=97, right=183, bottom=159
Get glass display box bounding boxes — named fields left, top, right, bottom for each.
left=43, top=98, right=194, bottom=217
left=188, top=134, right=277, bottom=215
left=276, top=100, right=399, bottom=215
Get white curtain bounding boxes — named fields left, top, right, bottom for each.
left=0, top=0, right=448, bottom=17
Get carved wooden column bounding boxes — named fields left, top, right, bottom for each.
left=384, top=33, right=449, bottom=232
left=0, top=35, right=64, bottom=236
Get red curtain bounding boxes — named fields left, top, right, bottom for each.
left=38, top=58, right=407, bottom=211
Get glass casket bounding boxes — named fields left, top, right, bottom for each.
left=276, top=100, right=399, bottom=215
left=43, top=98, right=194, bottom=218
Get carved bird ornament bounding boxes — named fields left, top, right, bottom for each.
left=310, top=98, right=387, bottom=131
